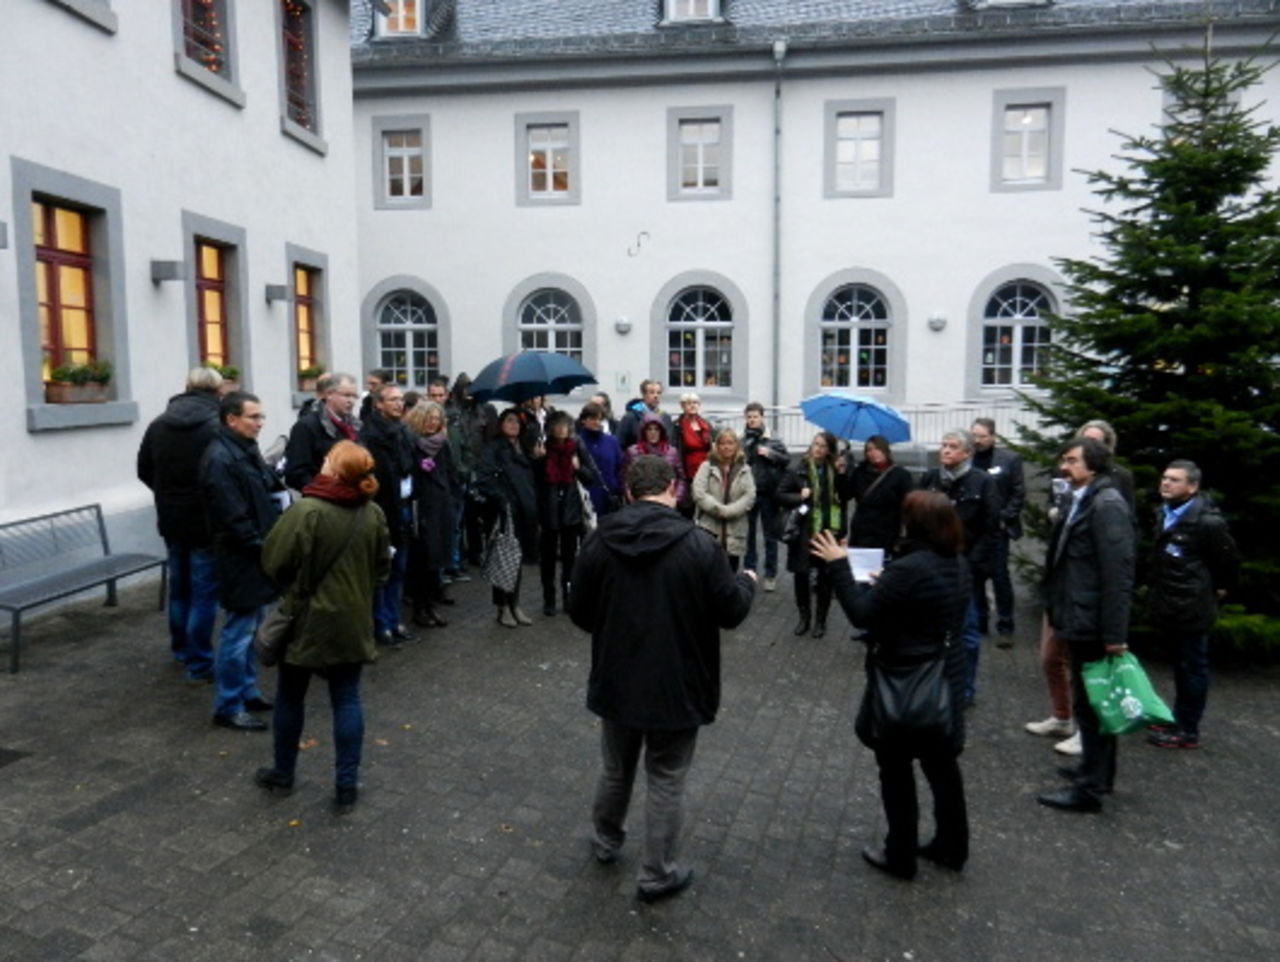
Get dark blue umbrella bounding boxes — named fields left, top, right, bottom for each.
left=468, top=351, right=597, bottom=404
left=799, top=391, right=911, bottom=443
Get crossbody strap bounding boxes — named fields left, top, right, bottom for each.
left=296, top=503, right=367, bottom=601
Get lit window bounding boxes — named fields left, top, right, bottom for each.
left=294, top=264, right=319, bottom=373
left=820, top=285, right=889, bottom=389
left=516, top=112, right=579, bottom=206
left=666, top=287, right=732, bottom=389
left=33, top=201, right=95, bottom=381
left=528, top=124, right=570, bottom=197
left=181, top=0, right=229, bottom=75
left=377, top=0, right=421, bottom=36
left=518, top=290, right=583, bottom=359
left=982, top=282, right=1053, bottom=387
left=384, top=130, right=425, bottom=199
left=377, top=291, right=439, bottom=388
left=991, top=88, right=1064, bottom=192
left=195, top=241, right=228, bottom=368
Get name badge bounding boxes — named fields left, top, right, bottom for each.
left=400, top=477, right=413, bottom=499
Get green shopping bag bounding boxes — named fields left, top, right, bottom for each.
left=1080, top=652, right=1175, bottom=735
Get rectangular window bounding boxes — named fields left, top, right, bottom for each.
left=664, top=0, right=719, bottom=22
left=195, top=241, right=228, bottom=368
left=294, top=264, right=318, bottom=373
left=33, top=201, right=96, bottom=381
left=181, top=0, right=228, bottom=75
left=824, top=98, right=895, bottom=199
left=667, top=106, right=733, bottom=202
left=385, top=130, right=424, bottom=199
left=377, top=0, right=421, bottom=36
left=680, top=120, right=720, bottom=192
left=282, top=0, right=315, bottom=130
left=515, top=112, right=581, bottom=206
left=373, top=115, right=432, bottom=209
left=991, top=88, right=1065, bottom=192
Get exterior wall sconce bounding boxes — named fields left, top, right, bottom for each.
left=265, top=284, right=289, bottom=304
left=614, top=317, right=632, bottom=335
left=927, top=313, right=947, bottom=332
left=150, top=260, right=185, bottom=283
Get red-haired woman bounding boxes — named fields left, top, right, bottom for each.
left=812, top=490, right=971, bottom=880
left=257, top=440, right=391, bottom=815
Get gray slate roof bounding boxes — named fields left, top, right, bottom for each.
left=351, top=0, right=1280, bottom=59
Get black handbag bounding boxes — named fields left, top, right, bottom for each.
left=254, top=504, right=367, bottom=667
left=854, top=638, right=954, bottom=752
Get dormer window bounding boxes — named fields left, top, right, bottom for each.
left=377, top=0, right=423, bottom=37
left=663, top=0, right=722, bottom=24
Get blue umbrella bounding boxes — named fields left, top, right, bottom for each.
left=468, top=351, right=597, bottom=404
left=799, top=391, right=911, bottom=443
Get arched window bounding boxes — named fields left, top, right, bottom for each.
left=666, top=286, right=733, bottom=389
left=518, top=288, right=583, bottom=359
left=819, top=284, right=889, bottom=388
left=376, top=291, right=439, bottom=388
left=982, top=281, right=1053, bottom=386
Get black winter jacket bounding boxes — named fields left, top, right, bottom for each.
left=359, top=411, right=415, bottom=546
left=136, top=390, right=221, bottom=547
left=741, top=427, right=789, bottom=498
left=284, top=406, right=352, bottom=491
left=972, top=446, right=1026, bottom=540
left=1147, top=494, right=1240, bottom=633
left=477, top=437, right=539, bottom=556
left=199, top=426, right=283, bottom=611
left=776, top=457, right=852, bottom=574
left=845, top=461, right=913, bottom=551
left=570, top=500, right=756, bottom=730
left=1042, top=476, right=1135, bottom=659
left=918, top=466, right=1000, bottom=578
left=409, top=435, right=457, bottom=569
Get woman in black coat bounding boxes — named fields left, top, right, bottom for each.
left=776, top=431, right=850, bottom=638
left=536, top=410, right=598, bottom=617
left=812, top=490, right=971, bottom=881
left=476, top=408, right=539, bottom=628
left=404, top=401, right=456, bottom=628
left=845, top=435, right=913, bottom=552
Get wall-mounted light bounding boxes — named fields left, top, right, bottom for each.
left=927, top=313, right=947, bottom=332
left=150, top=260, right=185, bottom=283
left=614, top=317, right=632, bottom=335
left=265, top=284, right=289, bottom=304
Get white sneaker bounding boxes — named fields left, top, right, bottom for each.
left=763, top=577, right=777, bottom=592
left=1025, top=716, right=1074, bottom=738
left=1053, top=731, right=1083, bottom=756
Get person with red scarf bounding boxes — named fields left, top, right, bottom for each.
left=537, top=411, right=598, bottom=616
left=674, top=393, right=713, bottom=515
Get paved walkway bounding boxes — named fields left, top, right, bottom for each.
left=1, top=570, right=1277, bottom=962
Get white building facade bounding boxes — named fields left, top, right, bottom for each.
left=349, top=0, right=1280, bottom=421
left=1, top=0, right=361, bottom=545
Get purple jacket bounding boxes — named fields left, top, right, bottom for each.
left=623, top=415, right=687, bottom=504
left=578, top=425, right=624, bottom=516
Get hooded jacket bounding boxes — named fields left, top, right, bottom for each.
left=136, top=390, right=221, bottom=547
left=569, top=500, right=756, bottom=730
left=623, top=414, right=687, bottom=504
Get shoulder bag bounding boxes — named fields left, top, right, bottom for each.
left=855, top=635, right=954, bottom=753
left=254, top=504, right=366, bottom=668
left=483, top=505, right=523, bottom=594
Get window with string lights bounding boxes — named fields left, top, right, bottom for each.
left=172, top=0, right=243, bottom=105
left=279, top=0, right=326, bottom=153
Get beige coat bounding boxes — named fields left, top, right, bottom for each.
left=692, top=453, right=756, bottom=559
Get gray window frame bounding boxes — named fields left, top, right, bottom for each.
left=660, top=0, right=724, bottom=24
left=804, top=267, right=908, bottom=404
left=964, top=263, right=1066, bottom=397
left=667, top=105, right=733, bottom=202
left=824, top=98, right=895, bottom=199
left=514, top=112, right=581, bottom=207
left=45, top=0, right=117, bottom=33
left=502, top=273, right=597, bottom=374
left=171, top=0, right=246, bottom=108
left=181, top=210, right=251, bottom=387
left=12, top=157, right=138, bottom=431
left=649, top=270, right=749, bottom=403
left=360, top=275, right=453, bottom=389
left=372, top=114, right=432, bottom=210
left=286, top=243, right=330, bottom=407
left=374, top=0, right=425, bottom=37
left=990, top=87, right=1065, bottom=193
left=274, top=0, right=328, bottom=156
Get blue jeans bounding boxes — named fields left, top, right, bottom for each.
left=214, top=606, right=266, bottom=717
left=1171, top=632, right=1211, bottom=736
left=374, top=518, right=411, bottom=634
left=449, top=485, right=468, bottom=571
left=271, top=662, right=364, bottom=789
left=744, top=496, right=779, bottom=577
left=166, top=542, right=219, bottom=680
left=960, top=599, right=981, bottom=703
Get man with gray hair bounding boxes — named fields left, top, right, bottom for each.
left=919, top=430, right=1001, bottom=706
left=137, top=367, right=224, bottom=683
left=285, top=371, right=361, bottom=491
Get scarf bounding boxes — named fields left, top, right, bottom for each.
left=938, top=460, right=972, bottom=488
left=414, top=431, right=447, bottom=473
left=807, top=459, right=843, bottom=535
left=545, top=437, right=578, bottom=485
left=302, top=473, right=367, bottom=505
left=326, top=409, right=358, bottom=442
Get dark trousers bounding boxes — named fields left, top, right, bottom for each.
left=744, top=496, right=779, bottom=577
left=272, top=662, right=364, bottom=790
left=539, top=525, right=581, bottom=606
left=794, top=558, right=832, bottom=619
left=1069, top=645, right=1117, bottom=798
left=974, top=534, right=1015, bottom=632
left=1170, top=631, right=1211, bottom=736
left=466, top=496, right=496, bottom=567
left=874, top=747, right=969, bottom=868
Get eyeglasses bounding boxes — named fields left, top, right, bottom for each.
left=240, top=414, right=266, bottom=422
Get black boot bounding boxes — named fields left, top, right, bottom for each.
left=811, top=615, right=827, bottom=639
left=793, top=609, right=811, bottom=636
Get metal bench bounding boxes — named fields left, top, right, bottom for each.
left=0, top=504, right=166, bottom=673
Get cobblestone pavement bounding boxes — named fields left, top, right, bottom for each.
left=1, top=570, right=1277, bottom=962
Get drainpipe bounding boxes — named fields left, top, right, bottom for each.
left=770, top=39, right=787, bottom=412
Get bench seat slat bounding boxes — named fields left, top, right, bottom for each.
left=0, top=554, right=165, bottom=611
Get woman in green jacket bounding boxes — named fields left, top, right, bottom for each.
left=255, top=440, right=391, bottom=814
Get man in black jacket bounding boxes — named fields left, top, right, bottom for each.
left=1146, top=460, right=1240, bottom=750
left=970, top=418, right=1025, bottom=643
left=200, top=391, right=283, bottom=732
left=615, top=379, right=673, bottom=452
left=284, top=372, right=360, bottom=491
left=359, top=383, right=416, bottom=646
left=569, top=455, right=756, bottom=903
left=741, top=402, right=789, bottom=590
left=1037, top=438, right=1135, bottom=813
left=137, top=367, right=223, bottom=683
left=919, top=430, right=1000, bottom=706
